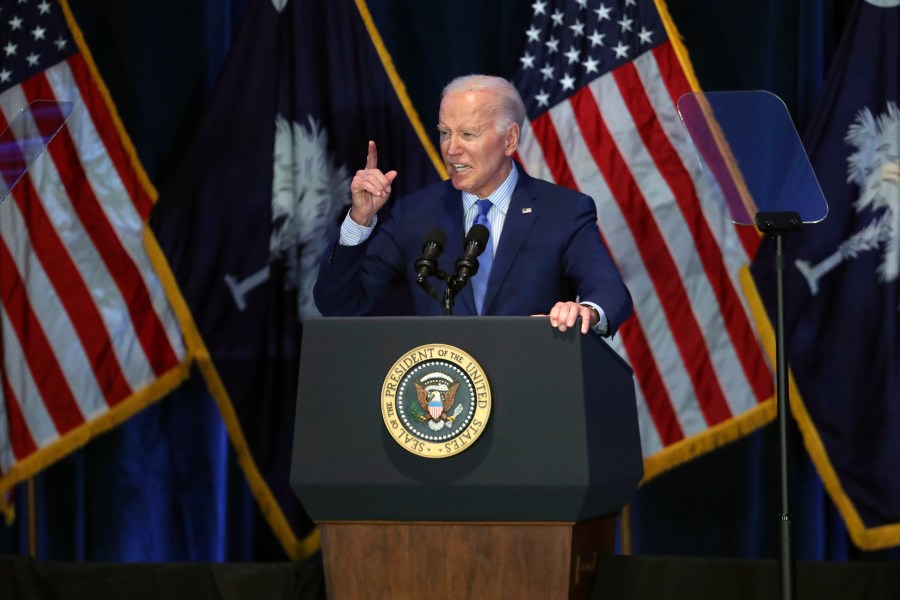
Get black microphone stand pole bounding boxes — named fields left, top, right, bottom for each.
left=417, top=270, right=455, bottom=316
left=441, top=270, right=468, bottom=316
left=442, top=285, right=454, bottom=316
left=755, top=210, right=802, bottom=600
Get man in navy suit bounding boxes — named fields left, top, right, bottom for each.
left=314, top=74, right=632, bottom=336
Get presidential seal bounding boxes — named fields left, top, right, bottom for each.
left=381, top=343, right=491, bottom=458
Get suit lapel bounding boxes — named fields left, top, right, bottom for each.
left=440, top=182, right=465, bottom=251
left=482, top=172, right=538, bottom=313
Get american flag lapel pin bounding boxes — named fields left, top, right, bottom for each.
left=521, top=207, right=532, bottom=214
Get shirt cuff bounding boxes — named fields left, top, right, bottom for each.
left=339, top=209, right=377, bottom=246
left=579, top=301, right=609, bottom=336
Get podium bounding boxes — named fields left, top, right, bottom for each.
left=291, top=316, right=643, bottom=599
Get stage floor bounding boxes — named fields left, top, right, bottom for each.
left=2, top=554, right=898, bottom=599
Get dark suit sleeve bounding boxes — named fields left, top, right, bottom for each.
left=563, top=193, right=633, bottom=336
left=313, top=215, right=406, bottom=316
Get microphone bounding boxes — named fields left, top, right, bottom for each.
left=450, top=224, right=490, bottom=290
left=415, top=229, right=447, bottom=284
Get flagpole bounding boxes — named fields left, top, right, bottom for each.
left=27, top=478, right=38, bottom=558
left=755, top=211, right=801, bottom=600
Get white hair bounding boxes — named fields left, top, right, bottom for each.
left=442, top=74, right=527, bottom=133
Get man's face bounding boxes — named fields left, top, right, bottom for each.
left=438, top=90, right=519, bottom=199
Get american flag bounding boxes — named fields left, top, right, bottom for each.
left=514, top=0, right=775, bottom=475
left=0, top=0, right=187, bottom=503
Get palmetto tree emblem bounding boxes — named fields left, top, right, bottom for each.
left=796, top=102, right=900, bottom=295
left=225, top=115, right=349, bottom=318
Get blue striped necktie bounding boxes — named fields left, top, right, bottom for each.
left=472, top=199, right=493, bottom=314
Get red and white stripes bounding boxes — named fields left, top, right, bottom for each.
left=518, top=41, right=773, bottom=460
left=0, top=55, right=184, bottom=480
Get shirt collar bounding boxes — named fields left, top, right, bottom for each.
left=461, top=161, right=518, bottom=215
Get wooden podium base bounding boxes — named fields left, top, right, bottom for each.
left=319, top=517, right=616, bottom=600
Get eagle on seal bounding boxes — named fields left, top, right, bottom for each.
left=415, top=379, right=459, bottom=422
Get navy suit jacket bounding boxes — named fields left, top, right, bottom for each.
left=314, top=169, right=632, bottom=335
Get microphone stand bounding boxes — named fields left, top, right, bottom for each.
left=417, top=269, right=456, bottom=316
left=420, top=267, right=482, bottom=316
left=442, top=285, right=454, bottom=316
left=417, top=226, right=487, bottom=316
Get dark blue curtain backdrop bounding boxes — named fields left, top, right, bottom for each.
left=4, top=0, right=894, bottom=564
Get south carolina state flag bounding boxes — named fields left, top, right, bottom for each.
left=750, top=0, right=900, bottom=550
left=150, top=0, right=440, bottom=558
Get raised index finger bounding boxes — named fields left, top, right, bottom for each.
left=365, top=140, right=378, bottom=170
